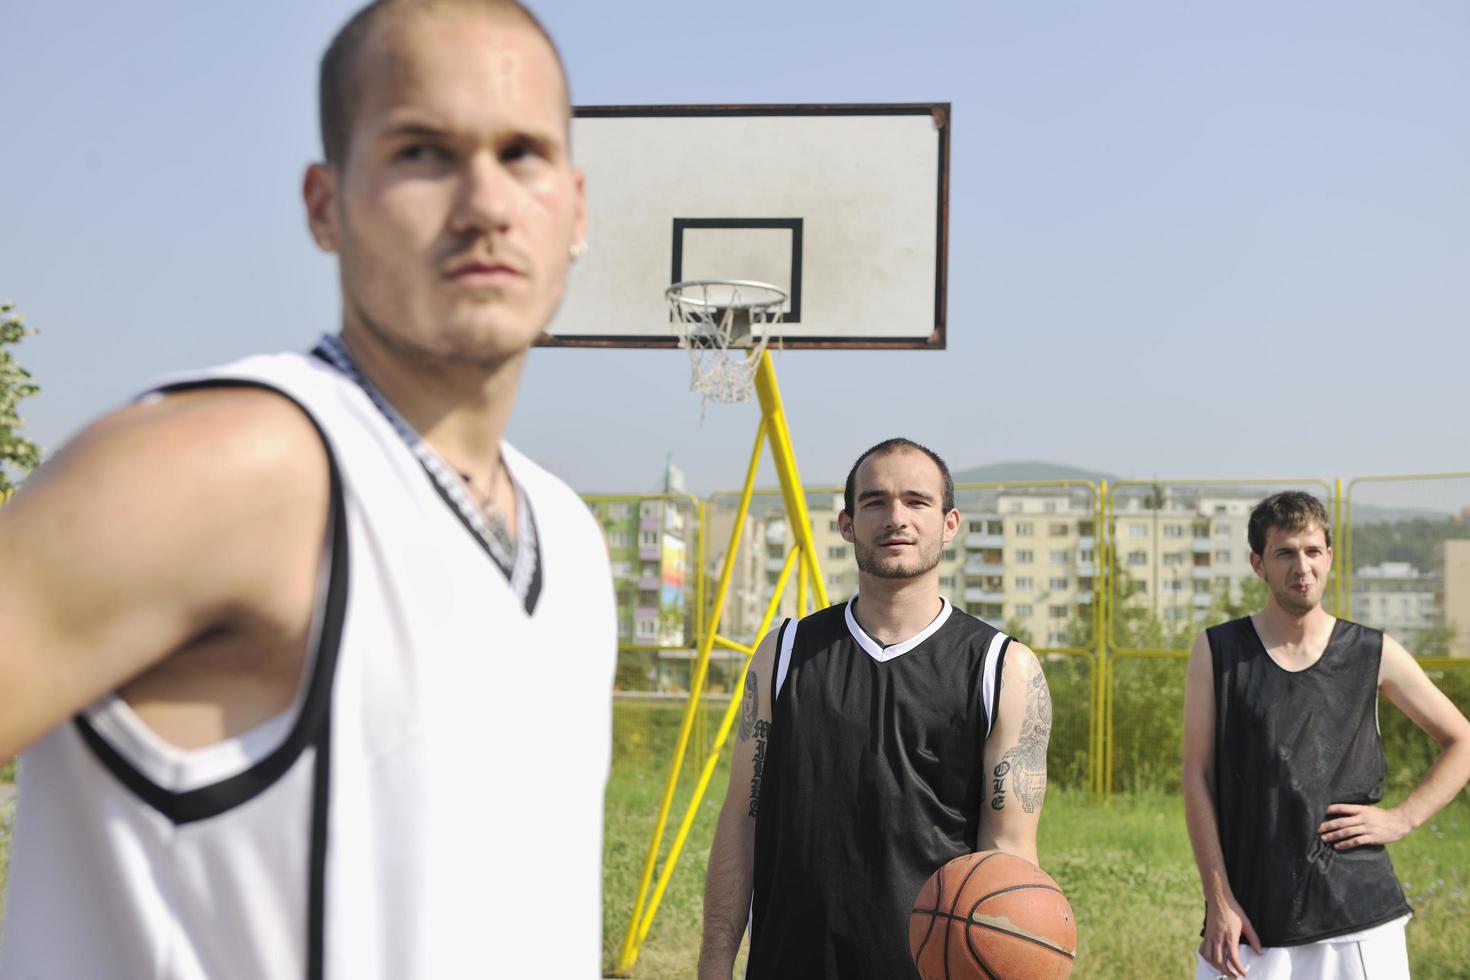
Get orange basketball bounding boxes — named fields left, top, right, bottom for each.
left=909, top=850, right=1076, bottom=980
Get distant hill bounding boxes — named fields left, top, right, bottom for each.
left=951, top=461, right=1117, bottom=485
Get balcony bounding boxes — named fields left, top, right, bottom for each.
left=635, top=607, right=658, bottom=620
left=1192, top=593, right=1212, bottom=608
left=1076, top=535, right=1095, bottom=550
left=638, top=547, right=660, bottom=561
left=1191, top=566, right=1213, bottom=580
left=640, top=516, right=662, bottom=531
left=765, top=557, right=789, bottom=573
left=764, top=524, right=788, bottom=545
left=638, top=575, right=660, bottom=591
left=1191, top=539, right=1211, bottom=553
left=964, top=561, right=1005, bottom=576
left=965, top=533, right=1006, bottom=549
left=964, top=588, right=1006, bottom=604
left=1074, top=590, right=1095, bottom=605
left=1074, top=561, right=1095, bottom=577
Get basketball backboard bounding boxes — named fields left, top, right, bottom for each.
left=541, top=104, right=950, bottom=349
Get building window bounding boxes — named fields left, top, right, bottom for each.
left=943, top=549, right=957, bottom=561
left=1126, top=551, right=1147, bottom=566
left=638, top=530, right=658, bottom=548
left=617, top=620, right=631, bottom=639
left=1049, top=604, right=1069, bottom=619
left=1049, top=577, right=1068, bottom=591
left=1015, top=603, right=1033, bottom=618
left=1049, top=522, right=1069, bottom=536
left=1163, top=552, right=1185, bottom=567
left=1163, top=525, right=1185, bottom=538
left=1015, top=522, right=1035, bottom=536
left=1129, top=523, right=1148, bottom=538
left=1049, top=550, right=1070, bottom=564
left=608, top=503, right=631, bottom=519
left=1215, top=550, right=1231, bottom=563
left=940, top=576, right=955, bottom=590
left=969, top=521, right=985, bottom=532
left=1044, top=501, right=1058, bottom=514
left=1015, top=576, right=1034, bottom=591
left=1216, top=524, right=1232, bottom=539
left=828, top=546, right=847, bottom=559
left=1078, top=549, right=1094, bottom=562
left=609, top=560, right=631, bottom=577
left=1015, top=549, right=1034, bottom=564
left=829, top=519, right=840, bottom=532
left=635, top=619, right=657, bottom=639
left=640, top=501, right=659, bottom=519
left=608, top=531, right=630, bottom=548
left=1132, top=580, right=1148, bottom=595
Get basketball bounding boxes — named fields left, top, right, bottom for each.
left=909, top=850, right=1076, bottom=980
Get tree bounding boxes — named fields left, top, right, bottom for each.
left=0, top=301, right=41, bottom=494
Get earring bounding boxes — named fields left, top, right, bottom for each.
left=570, top=240, right=588, bottom=259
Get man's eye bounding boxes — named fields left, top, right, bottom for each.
left=395, top=143, right=446, bottom=164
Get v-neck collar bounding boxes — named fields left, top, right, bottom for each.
left=311, top=335, right=542, bottom=614
left=843, top=596, right=952, bottom=663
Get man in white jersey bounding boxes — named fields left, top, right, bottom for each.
left=0, top=2, right=615, bottom=977
left=1183, top=492, right=1470, bottom=980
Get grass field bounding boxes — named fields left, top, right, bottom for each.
left=603, top=704, right=1470, bottom=979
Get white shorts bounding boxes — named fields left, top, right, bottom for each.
left=1193, top=916, right=1411, bottom=979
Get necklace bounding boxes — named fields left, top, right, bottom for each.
left=455, top=467, right=517, bottom=557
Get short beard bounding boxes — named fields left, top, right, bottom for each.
left=854, top=540, right=942, bottom=580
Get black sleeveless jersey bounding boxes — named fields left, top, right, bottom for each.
left=1206, top=617, right=1411, bottom=946
left=747, top=599, right=1010, bottom=979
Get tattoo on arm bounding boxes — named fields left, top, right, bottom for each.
left=997, top=669, right=1052, bottom=814
left=738, top=668, right=758, bottom=741
left=747, top=721, right=770, bottom=817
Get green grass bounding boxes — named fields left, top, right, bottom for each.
left=603, top=701, right=1470, bottom=979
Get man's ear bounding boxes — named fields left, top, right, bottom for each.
left=303, top=163, right=340, bottom=253
left=838, top=510, right=854, bottom=544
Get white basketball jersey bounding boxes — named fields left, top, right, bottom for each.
left=0, top=349, right=617, bottom=978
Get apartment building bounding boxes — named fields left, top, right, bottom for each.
left=589, top=495, right=693, bottom=647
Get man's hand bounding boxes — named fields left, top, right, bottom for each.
left=1199, top=895, right=1262, bottom=979
left=1318, top=802, right=1413, bottom=850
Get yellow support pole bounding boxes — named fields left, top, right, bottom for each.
left=755, top=351, right=830, bottom=611
left=615, top=425, right=765, bottom=974
left=629, top=547, right=802, bottom=956
left=615, top=351, right=826, bottom=976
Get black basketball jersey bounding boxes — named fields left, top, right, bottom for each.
left=747, top=598, right=1010, bottom=980
left=1206, top=616, right=1411, bottom=946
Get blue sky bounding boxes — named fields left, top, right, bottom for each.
left=3, top=1, right=1466, bottom=496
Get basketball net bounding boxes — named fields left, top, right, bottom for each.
left=666, top=280, right=786, bottom=420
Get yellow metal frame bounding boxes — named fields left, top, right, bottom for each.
left=613, top=350, right=829, bottom=976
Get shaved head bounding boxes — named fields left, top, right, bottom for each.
left=319, top=0, right=570, bottom=166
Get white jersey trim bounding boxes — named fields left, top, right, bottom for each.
left=843, top=596, right=953, bottom=662
left=980, top=631, right=1012, bottom=740
left=774, top=618, right=798, bottom=703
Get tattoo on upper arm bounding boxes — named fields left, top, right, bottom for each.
left=995, top=667, right=1052, bottom=814
left=747, top=721, right=770, bottom=817
left=738, top=667, right=758, bottom=741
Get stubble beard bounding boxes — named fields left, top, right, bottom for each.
left=854, top=537, right=943, bottom=581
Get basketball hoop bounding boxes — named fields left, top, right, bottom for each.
left=666, top=279, right=786, bottom=418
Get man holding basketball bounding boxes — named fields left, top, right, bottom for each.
left=699, top=437, right=1053, bottom=979
left=1183, top=492, right=1470, bottom=979
left=0, top=2, right=615, bottom=976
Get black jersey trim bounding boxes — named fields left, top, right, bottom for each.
left=73, top=379, right=349, bottom=827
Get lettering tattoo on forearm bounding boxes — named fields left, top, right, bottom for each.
left=738, top=667, right=759, bottom=741
left=747, top=720, right=770, bottom=817
left=997, top=668, right=1052, bottom=814
left=990, top=760, right=1011, bottom=810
